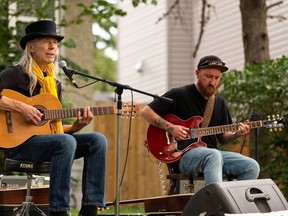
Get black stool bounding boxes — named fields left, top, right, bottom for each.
left=4, top=158, right=50, bottom=216
left=166, top=165, right=236, bottom=194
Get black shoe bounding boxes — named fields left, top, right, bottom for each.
left=49, top=211, right=69, bottom=216
left=78, top=205, right=97, bottom=216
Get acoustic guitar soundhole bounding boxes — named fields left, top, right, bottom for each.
left=34, top=105, right=48, bottom=126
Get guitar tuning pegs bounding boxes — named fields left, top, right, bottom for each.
left=276, top=128, right=282, bottom=132
left=121, top=113, right=135, bottom=119
left=121, top=104, right=138, bottom=119
left=266, top=114, right=284, bottom=132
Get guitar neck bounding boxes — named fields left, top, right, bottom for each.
left=44, top=106, right=115, bottom=120
left=194, top=121, right=263, bottom=137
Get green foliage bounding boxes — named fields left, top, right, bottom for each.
left=75, top=1, right=126, bottom=49
left=218, top=55, right=288, bottom=197
left=0, top=0, right=56, bottom=71
left=0, top=0, right=124, bottom=71
left=219, top=55, right=288, bottom=121
left=131, top=0, right=158, bottom=7
left=93, top=48, right=116, bottom=92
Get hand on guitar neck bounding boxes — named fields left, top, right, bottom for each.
left=219, top=121, right=250, bottom=144
left=65, top=106, right=94, bottom=134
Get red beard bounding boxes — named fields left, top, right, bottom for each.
left=198, top=82, right=217, bottom=98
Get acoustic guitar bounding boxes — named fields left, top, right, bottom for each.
left=0, top=89, right=140, bottom=148
left=146, top=114, right=284, bottom=163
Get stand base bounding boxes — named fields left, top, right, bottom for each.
left=13, top=202, right=47, bottom=216
left=0, top=204, right=48, bottom=216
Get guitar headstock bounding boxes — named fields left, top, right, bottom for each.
left=121, top=104, right=141, bottom=118
left=263, top=114, right=285, bottom=131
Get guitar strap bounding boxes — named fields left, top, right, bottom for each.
left=201, top=95, right=215, bottom=128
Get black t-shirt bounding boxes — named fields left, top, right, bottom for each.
left=148, top=84, right=232, bottom=149
left=0, top=65, right=62, bottom=101
left=148, top=84, right=233, bottom=172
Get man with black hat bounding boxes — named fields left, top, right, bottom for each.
left=0, top=20, right=106, bottom=216
left=141, top=55, right=260, bottom=186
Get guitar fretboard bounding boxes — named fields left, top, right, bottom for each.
left=44, top=106, right=115, bottom=120
left=194, top=121, right=263, bottom=137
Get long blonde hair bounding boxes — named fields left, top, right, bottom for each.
left=14, top=39, right=59, bottom=96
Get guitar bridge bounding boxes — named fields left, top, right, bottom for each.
left=165, top=131, right=170, bottom=145
left=190, top=128, right=197, bottom=138
left=5, top=111, right=13, bottom=133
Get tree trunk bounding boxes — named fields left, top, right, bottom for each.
left=240, top=0, right=270, bottom=64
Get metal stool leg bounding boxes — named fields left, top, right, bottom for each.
left=12, top=174, right=46, bottom=216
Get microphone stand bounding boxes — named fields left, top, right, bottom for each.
left=68, top=69, right=172, bottom=216
left=250, top=111, right=260, bottom=161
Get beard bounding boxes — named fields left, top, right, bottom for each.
left=198, top=81, right=217, bottom=98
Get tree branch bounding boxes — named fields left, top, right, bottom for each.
left=267, top=14, right=287, bottom=21
left=266, top=1, right=283, bottom=11
left=192, top=0, right=208, bottom=58
left=155, top=0, right=180, bottom=24
left=266, top=1, right=286, bottom=21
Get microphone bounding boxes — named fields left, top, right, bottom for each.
left=58, top=60, right=78, bottom=88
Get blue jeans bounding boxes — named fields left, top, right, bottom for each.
left=179, top=147, right=260, bottom=185
left=8, top=132, right=107, bottom=212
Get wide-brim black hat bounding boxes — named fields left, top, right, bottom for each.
left=20, top=20, right=64, bottom=49
left=197, top=55, right=229, bottom=72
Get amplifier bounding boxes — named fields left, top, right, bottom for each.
left=0, top=175, right=49, bottom=189
left=182, top=178, right=288, bottom=216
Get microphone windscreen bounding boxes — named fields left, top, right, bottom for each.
left=58, top=60, right=67, bottom=68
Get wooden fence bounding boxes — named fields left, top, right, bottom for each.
left=93, top=103, right=170, bottom=205
left=92, top=102, right=251, bottom=206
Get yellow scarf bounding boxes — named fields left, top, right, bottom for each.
left=33, top=60, right=64, bottom=134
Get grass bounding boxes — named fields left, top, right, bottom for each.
left=70, top=209, right=79, bottom=216
left=100, top=206, right=144, bottom=214
left=70, top=206, right=145, bottom=215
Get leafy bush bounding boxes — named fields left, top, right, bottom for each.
left=218, top=55, right=288, bottom=198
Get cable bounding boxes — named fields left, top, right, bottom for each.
left=119, top=90, right=134, bottom=187
left=157, top=162, right=167, bottom=195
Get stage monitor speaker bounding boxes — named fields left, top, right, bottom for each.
left=182, top=178, right=288, bottom=216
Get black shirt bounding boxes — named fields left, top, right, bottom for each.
left=148, top=84, right=233, bottom=172
left=148, top=84, right=233, bottom=149
left=0, top=65, right=62, bottom=101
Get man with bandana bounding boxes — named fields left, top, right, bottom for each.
left=0, top=20, right=106, bottom=216
left=141, top=55, right=260, bottom=186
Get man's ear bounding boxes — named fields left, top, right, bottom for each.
left=27, top=42, right=35, bottom=53
left=195, top=69, right=200, bottom=78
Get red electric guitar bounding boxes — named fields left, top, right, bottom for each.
left=146, top=114, right=284, bottom=163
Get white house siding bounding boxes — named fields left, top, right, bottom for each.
left=266, top=0, right=288, bottom=58
left=167, top=0, right=195, bottom=89
left=192, top=0, right=288, bottom=70
left=117, top=1, right=169, bottom=103
left=117, top=0, right=196, bottom=103
left=117, top=0, right=288, bottom=103
left=191, top=0, right=245, bottom=70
